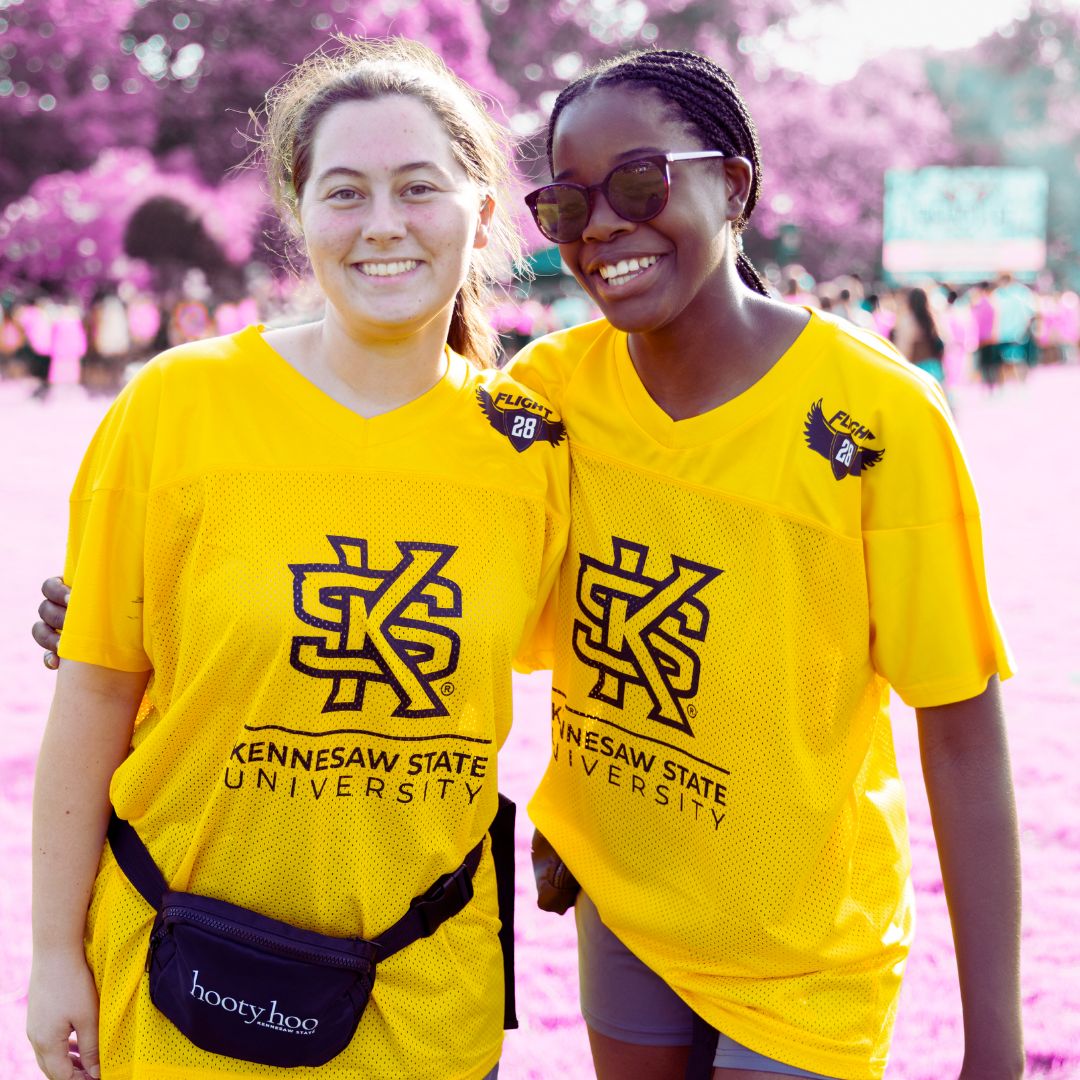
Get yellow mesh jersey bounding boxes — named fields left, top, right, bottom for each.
left=510, top=312, right=1012, bottom=1080
left=58, top=326, right=569, bottom=1080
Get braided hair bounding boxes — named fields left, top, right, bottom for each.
left=546, top=50, right=770, bottom=297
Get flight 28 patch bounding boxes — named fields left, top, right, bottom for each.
left=804, top=399, right=885, bottom=479
left=476, top=386, right=567, bottom=452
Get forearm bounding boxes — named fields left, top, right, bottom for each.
left=916, top=678, right=1024, bottom=1078
left=32, top=660, right=148, bottom=956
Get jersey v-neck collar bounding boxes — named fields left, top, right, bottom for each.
left=611, top=308, right=826, bottom=449
left=239, top=324, right=468, bottom=448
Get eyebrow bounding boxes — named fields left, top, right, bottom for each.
left=553, top=147, right=665, bottom=182
left=313, top=162, right=450, bottom=185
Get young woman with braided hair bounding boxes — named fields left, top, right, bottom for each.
left=515, top=50, right=1022, bottom=1080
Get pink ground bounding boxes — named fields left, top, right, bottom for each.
left=2, top=367, right=1078, bottom=1078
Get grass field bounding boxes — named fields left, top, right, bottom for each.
left=2, top=364, right=1077, bottom=1078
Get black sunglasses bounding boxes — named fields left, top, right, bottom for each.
left=524, top=151, right=729, bottom=245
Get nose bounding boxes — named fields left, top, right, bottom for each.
left=362, top=191, right=407, bottom=244
left=580, top=190, right=635, bottom=244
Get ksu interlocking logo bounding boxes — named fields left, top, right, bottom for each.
left=288, top=535, right=461, bottom=718
left=804, top=399, right=885, bottom=480
left=573, top=538, right=722, bottom=737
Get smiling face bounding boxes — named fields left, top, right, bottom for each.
left=297, top=95, right=490, bottom=345
left=550, top=86, right=749, bottom=337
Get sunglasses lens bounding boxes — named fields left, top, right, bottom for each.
left=533, top=186, right=590, bottom=244
left=608, top=160, right=667, bottom=221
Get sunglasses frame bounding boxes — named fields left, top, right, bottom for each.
left=524, top=151, right=729, bottom=244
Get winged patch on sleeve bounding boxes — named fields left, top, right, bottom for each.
left=804, top=399, right=884, bottom=479
left=476, top=386, right=566, bottom=452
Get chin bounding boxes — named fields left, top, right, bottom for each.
left=593, top=299, right=672, bottom=336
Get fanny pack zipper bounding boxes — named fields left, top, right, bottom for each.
left=153, top=906, right=372, bottom=973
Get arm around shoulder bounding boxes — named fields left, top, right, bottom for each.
left=916, top=676, right=1025, bottom=1079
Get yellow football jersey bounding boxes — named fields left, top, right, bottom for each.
left=511, top=312, right=1012, bottom=1080
left=58, top=327, right=569, bottom=1080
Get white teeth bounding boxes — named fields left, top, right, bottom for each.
left=356, top=260, right=418, bottom=277
left=597, top=255, right=658, bottom=283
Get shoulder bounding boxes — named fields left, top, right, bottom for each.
left=507, top=318, right=615, bottom=407
left=117, top=329, right=262, bottom=415
left=462, top=360, right=569, bottom=455
left=813, top=310, right=949, bottom=420
left=148, top=328, right=258, bottom=379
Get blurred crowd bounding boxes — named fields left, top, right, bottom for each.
left=2, top=267, right=1077, bottom=401
left=497, top=269, right=1080, bottom=398
left=0, top=270, right=291, bottom=399
left=787, top=271, right=1080, bottom=392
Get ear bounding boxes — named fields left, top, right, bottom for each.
left=473, top=194, right=495, bottom=250
left=723, top=157, right=754, bottom=222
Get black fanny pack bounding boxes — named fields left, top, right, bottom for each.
left=108, top=798, right=516, bottom=1068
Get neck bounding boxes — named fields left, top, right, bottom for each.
left=627, top=282, right=810, bottom=422
left=290, top=305, right=453, bottom=418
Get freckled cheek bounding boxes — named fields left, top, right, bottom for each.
left=306, top=218, right=361, bottom=255
left=408, top=205, right=476, bottom=251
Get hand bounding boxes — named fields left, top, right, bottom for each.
left=32, top=576, right=69, bottom=670
left=26, top=952, right=101, bottom=1079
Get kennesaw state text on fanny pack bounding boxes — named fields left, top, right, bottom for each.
left=224, top=739, right=491, bottom=806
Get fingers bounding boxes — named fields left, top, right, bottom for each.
left=33, top=617, right=61, bottom=651
left=34, top=581, right=67, bottom=669
left=42, top=576, right=71, bottom=608
left=30, top=1019, right=100, bottom=1080
left=27, top=960, right=99, bottom=1080
left=39, top=594, right=68, bottom=632
left=31, top=1029, right=75, bottom=1080
left=70, top=1030, right=101, bottom=1080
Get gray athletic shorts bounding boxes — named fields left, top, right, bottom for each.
left=575, top=893, right=834, bottom=1077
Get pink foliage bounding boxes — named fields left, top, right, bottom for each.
left=0, top=148, right=264, bottom=298
left=743, top=52, right=957, bottom=277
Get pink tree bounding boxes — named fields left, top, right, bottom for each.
left=0, top=148, right=264, bottom=299
left=745, top=52, right=957, bottom=278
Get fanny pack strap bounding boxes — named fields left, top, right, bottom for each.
left=107, top=812, right=484, bottom=961
left=371, top=839, right=483, bottom=960
left=107, top=813, right=169, bottom=909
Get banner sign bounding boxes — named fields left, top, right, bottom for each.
left=882, top=167, right=1048, bottom=283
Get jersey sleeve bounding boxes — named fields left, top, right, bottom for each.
left=506, top=321, right=604, bottom=412
left=512, top=512, right=565, bottom=674
left=58, top=364, right=163, bottom=672
left=511, top=410, right=570, bottom=675
left=862, top=377, right=1013, bottom=707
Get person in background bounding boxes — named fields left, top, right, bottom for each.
left=83, top=288, right=132, bottom=394
left=834, top=287, right=875, bottom=330
left=124, top=290, right=164, bottom=360
left=969, top=280, right=1001, bottom=391
left=517, top=48, right=1021, bottom=1080
left=892, top=286, right=946, bottom=384
left=866, top=291, right=895, bottom=340
left=993, top=273, right=1037, bottom=383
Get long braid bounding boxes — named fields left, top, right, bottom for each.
left=547, top=50, right=770, bottom=297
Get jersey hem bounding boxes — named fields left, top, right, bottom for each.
left=527, top=804, right=892, bottom=1080
left=894, top=664, right=1014, bottom=709
left=685, top=1011, right=888, bottom=1080
left=99, top=1045, right=503, bottom=1080
left=57, top=634, right=151, bottom=672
